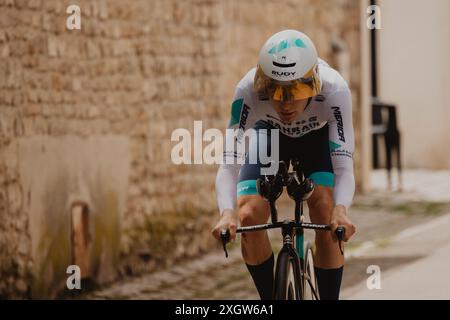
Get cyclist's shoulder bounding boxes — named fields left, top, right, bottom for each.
left=234, top=67, right=257, bottom=96
left=318, top=58, right=350, bottom=96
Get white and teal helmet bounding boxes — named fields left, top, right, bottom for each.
left=254, top=30, right=321, bottom=100
left=258, top=29, right=319, bottom=82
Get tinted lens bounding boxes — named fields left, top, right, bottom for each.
left=291, top=82, right=315, bottom=100
left=270, top=84, right=305, bottom=101
left=268, top=76, right=320, bottom=102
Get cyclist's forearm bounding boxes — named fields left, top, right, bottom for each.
left=333, top=168, right=355, bottom=211
left=216, top=164, right=240, bottom=214
left=326, top=88, right=355, bottom=211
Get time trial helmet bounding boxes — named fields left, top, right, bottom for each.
left=254, top=29, right=321, bottom=101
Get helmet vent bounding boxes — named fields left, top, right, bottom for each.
left=273, top=61, right=296, bottom=68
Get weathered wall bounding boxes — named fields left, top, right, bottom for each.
left=0, top=0, right=226, bottom=298
left=0, top=0, right=362, bottom=298
left=18, top=136, right=129, bottom=297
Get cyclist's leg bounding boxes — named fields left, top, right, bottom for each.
left=237, top=194, right=273, bottom=300
left=307, top=187, right=343, bottom=268
left=238, top=195, right=271, bottom=265
left=297, top=124, right=344, bottom=300
left=237, top=120, right=288, bottom=300
left=307, top=186, right=344, bottom=300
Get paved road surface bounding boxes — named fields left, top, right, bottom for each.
left=343, top=213, right=450, bottom=299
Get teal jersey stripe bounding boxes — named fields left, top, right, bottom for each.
left=228, top=98, right=244, bottom=127
left=237, top=180, right=258, bottom=197
left=309, top=172, right=335, bottom=187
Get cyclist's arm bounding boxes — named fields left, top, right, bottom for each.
left=216, top=164, right=240, bottom=214
left=327, top=88, right=355, bottom=210
left=216, top=85, right=255, bottom=214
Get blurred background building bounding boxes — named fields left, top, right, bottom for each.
left=377, top=0, right=450, bottom=169
left=0, top=0, right=447, bottom=298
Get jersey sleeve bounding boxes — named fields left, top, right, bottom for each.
left=216, top=85, right=256, bottom=214
left=327, top=88, right=355, bottom=210
left=223, top=85, right=256, bottom=164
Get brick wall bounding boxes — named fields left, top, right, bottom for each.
left=0, top=0, right=361, bottom=298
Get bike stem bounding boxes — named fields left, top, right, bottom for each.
left=270, top=200, right=278, bottom=223
left=281, top=221, right=295, bottom=247
left=294, top=200, right=301, bottom=223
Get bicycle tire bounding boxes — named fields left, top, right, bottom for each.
left=273, top=249, right=302, bottom=300
left=303, top=242, right=319, bottom=300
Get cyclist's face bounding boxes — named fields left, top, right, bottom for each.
left=269, top=97, right=309, bottom=124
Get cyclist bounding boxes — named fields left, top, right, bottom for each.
left=211, top=29, right=357, bottom=300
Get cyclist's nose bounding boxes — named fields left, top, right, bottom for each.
left=280, top=99, right=293, bottom=109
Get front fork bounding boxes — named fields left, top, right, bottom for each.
left=281, top=223, right=304, bottom=261
left=281, top=223, right=304, bottom=299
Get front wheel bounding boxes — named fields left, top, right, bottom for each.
left=303, top=242, right=319, bottom=300
left=273, top=249, right=302, bottom=300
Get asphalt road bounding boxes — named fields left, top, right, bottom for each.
left=343, top=213, right=450, bottom=299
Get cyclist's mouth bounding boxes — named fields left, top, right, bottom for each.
left=280, top=111, right=296, bottom=117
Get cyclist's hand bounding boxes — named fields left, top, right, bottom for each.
left=211, top=209, right=238, bottom=243
left=330, top=205, right=356, bottom=242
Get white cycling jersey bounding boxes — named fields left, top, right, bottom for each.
left=216, top=59, right=355, bottom=213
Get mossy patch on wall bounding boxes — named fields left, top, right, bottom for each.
left=122, top=202, right=217, bottom=272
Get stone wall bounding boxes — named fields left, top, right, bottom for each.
left=0, top=0, right=362, bottom=298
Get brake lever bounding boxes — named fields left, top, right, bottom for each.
left=335, top=227, right=346, bottom=255
left=220, top=229, right=230, bottom=258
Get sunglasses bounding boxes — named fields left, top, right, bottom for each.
left=268, top=75, right=319, bottom=102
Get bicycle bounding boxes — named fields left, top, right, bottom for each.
left=221, top=160, right=345, bottom=300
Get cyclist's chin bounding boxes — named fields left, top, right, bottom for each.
left=278, top=111, right=297, bottom=124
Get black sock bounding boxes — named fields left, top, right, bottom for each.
left=246, top=253, right=274, bottom=300
left=314, top=266, right=344, bottom=300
